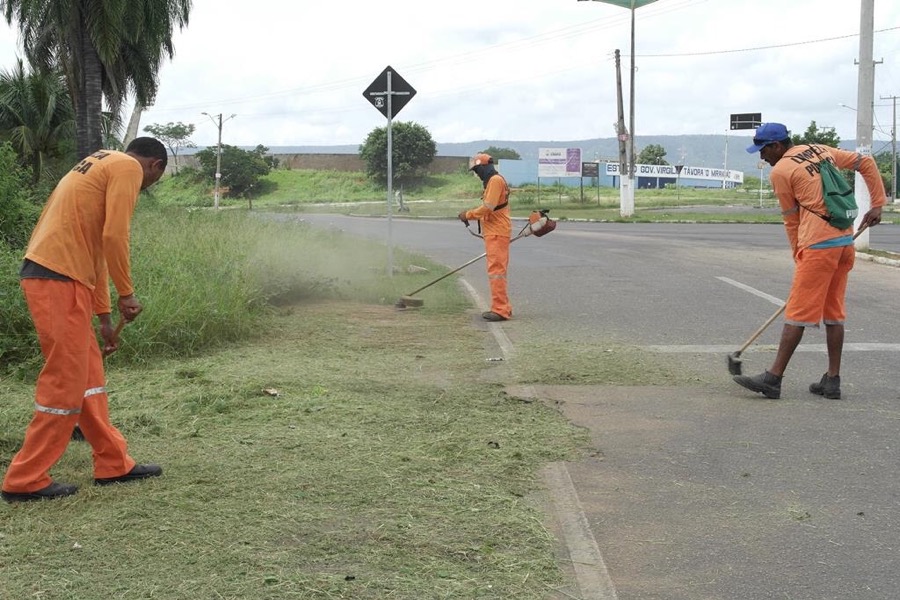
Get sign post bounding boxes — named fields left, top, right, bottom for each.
left=363, top=66, right=416, bottom=276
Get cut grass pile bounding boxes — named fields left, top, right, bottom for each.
left=0, top=303, right=590, bottom=599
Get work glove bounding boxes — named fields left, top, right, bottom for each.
left=458, top=211, right=469, bottom=227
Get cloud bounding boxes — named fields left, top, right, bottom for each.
left=0, top=0, right=897, bottom=150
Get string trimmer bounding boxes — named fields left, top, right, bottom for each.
left=395, top=209, right=556, bottom=309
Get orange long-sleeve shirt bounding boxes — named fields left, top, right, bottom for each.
left=463, top=173, right=511, bottom=237
left=24, top=150, right=142, bottom=314
left=771, top=144, right=886, bottom=254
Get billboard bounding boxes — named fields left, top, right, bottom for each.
left=539, top=147, right=582, bottom=177
left=604, top=162, right=744, bottom=184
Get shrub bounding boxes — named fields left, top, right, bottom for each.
left=0, top=143, right=40, bottom=248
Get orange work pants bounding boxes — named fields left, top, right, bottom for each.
left=2, top=279, right=135, bottom=493
left=484, top=234, right=511, bottom=319
left=785, top=245, right=855, bottom=327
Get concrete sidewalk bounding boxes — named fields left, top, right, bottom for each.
left=509, top=383, right=900, bottom=600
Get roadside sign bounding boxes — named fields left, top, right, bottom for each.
left=730, top=113, right=762, bottom=130
left=582, top=162, right=600, bottom=177
left=363, top=66, right=416, bottom=119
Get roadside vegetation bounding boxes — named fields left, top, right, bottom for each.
left=0, top=153, right=893, bottom=597
left=150, top=165, right=900, bottom=227
left=5, top=201, right=673, bottom=598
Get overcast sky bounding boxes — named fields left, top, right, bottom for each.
left=1, top=0, right=899, bottom=152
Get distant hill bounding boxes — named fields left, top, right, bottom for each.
left=190, top=135, right=861, bottom=175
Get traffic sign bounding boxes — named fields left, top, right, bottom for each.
left=730, top=113, right=762, bottom=130
left=363, top=65, right=416, bottom=119
left=581, top=162, right=600, bottom=177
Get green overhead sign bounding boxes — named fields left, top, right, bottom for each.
left=584, top=0, right=660, bottom=8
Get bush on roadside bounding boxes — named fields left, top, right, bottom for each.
left=0, top=241, right=37, bottom=368
left=0, top=143, right=41, bottom=248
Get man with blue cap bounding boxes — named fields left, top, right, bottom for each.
left=733, top=123, right=886, bottom=400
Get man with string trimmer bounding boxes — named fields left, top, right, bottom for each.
left=458, top=153, right=512, bottom=321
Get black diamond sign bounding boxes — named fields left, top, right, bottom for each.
left=730, top=112, right=762, bottom=130
left=363, top=65, right=416, bottom=119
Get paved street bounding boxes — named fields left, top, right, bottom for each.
left=299, top=215, right=900, bottom=600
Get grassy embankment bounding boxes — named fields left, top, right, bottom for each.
left=156, top=166, right=803, bottom=224
left=0, top=192, right=696, bottom=598
left=0, top=165, right=888, bottom=598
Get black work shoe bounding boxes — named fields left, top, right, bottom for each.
left=2, top=481, right=79, bottom=503
left=481, top=311, right=508, bottom=322
left=810, top=373, right=841, bottom=399
left=733, top=370, right=782, bottom=399
left=95, top=464, right=162, bottom=486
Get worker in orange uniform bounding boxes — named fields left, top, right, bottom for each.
left=2, top=138, right=168, bottom=503
left=458, top=153, right=512, bottom=321
left=733, top=123, right=886, bottom=400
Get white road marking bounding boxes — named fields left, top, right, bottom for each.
left=716, top=276, right=784, bottom=306
left=461, top=277, right=616, bottom=599
left=646, top=343, right=900, bottom=353
left=544, top=463, right=619, bottom=600
left=460, top=278, right=515, bottom=358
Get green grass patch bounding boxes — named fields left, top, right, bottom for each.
left=0, top=303, right=589, bottom=599
left=0, top=207, right=471, bottom=371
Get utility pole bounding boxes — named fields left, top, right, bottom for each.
left=881, top=94, right=898, bottom=202
left=202, top=112, right=236, bottom=210
left=614, top=49, right=630, bottom=215
left=854, top=0, right=878, bottom=249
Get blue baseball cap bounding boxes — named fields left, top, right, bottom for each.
left=746, top=123, right=790, bottom=153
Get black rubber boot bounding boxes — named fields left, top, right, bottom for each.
left=733, top=370, right=782, bottom=399
left=809, top=373, right=841, bottom=399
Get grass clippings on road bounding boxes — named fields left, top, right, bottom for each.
left=0, top=302, right=589, bottom=599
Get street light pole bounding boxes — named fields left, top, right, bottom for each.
left=202, top=112, right=236, bottom=210
left=578, top=0, right=660, bottom=216
left=882, top=94, right=898, bottom=202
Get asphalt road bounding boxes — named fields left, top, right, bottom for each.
left=297, top=215, right=900, bottom=600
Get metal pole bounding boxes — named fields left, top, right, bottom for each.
left=894, top=98, right=898, bottom=203
left=722, top=129, right=728, bottom=190
left=758, top=163, right=764, bottom=208
left=386, top=71, right=394, bottom=276
left=883, top=94, right=898, bottom=202
left=214, top=113, right=222, bottom=210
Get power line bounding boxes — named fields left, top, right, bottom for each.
left=638, top=26, right=900, bottom=58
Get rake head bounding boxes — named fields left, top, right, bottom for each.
left=727, top=352, right=743, bottom=376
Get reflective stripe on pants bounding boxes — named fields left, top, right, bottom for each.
left=2, top=279, right=135, bottom=493
left=484, top=235, right=511, bottom=319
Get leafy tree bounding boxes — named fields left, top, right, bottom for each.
left=637, top=143, right=668, bottom=165
left=874, top=149, right=897, bottom=199
left=144, top=121, right=195, bottom=173
left=195, top=144, right=273, bottom=203
left=791, top=121, right=841, bottom=146
left=1, top=0, right=192, bottom=159
left=359, top=121, right=436, bottom=186
left=482, top=146, right=520, bottom=160
left=0, top=59, right=74, bottom=183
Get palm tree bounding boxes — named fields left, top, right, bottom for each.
left=1, top=0, right=191, bottom=158
left=0, top=59, right=74, bottom=183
